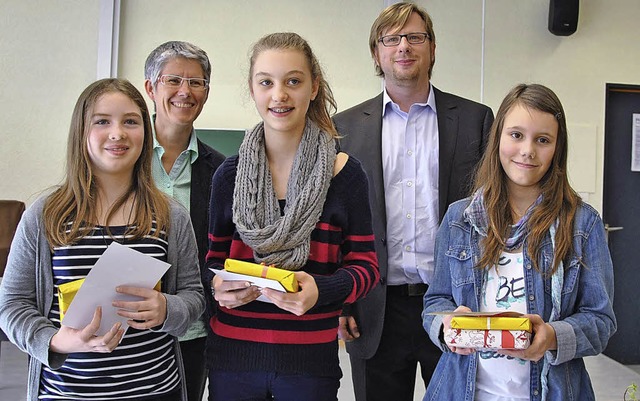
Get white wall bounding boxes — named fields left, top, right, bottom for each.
left=3, top=0, right=640, bottom=212
left=480, top=0, right=640, bottom=210
left=0, top=1, right=99, bottom=204
left=117, top=0, right=382, bottom=130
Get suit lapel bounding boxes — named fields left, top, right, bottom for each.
left=434, top=88, right=459, bottom=220
left=360, top=94, right=387, bottom=227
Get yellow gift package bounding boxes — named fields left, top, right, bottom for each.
left=450, top=315, right=532, bottom=332
left=224, top=259, right=299, bottom=293
left=57, top=278, right=162, bottom=321
left=57, top=279, right=85, bottom=321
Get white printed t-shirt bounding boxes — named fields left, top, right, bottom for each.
left=475, top=251, right=530, bottom=401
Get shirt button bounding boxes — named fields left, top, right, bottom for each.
left=525, top=263, right=532, bottom=270
left=461, top=250, right=467, bottom=258
left=406, top=213, right=412, bottom=219
left=533, top=390, right=539, bottom=396
left=405, top=245, right=411, bottom=251
left=166, top=183, right=171, bottom=188
left=529, top=295, right=535, bottom=301
left=407, top=181, right=413, bottom=187
left=407, top=150, right=413, bottom=156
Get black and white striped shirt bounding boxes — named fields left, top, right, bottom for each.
left=41, top=224, right=180, bottom=400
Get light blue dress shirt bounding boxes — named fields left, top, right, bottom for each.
left=381, top=85, right=439, bottom=285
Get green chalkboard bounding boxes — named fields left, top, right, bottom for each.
left=196, top=128, right=245, bottom=156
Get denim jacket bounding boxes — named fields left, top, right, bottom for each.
left=422, top=198, right=616, bottom=401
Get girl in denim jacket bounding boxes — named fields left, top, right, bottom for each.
left=422, top=84, right=616, bottom=401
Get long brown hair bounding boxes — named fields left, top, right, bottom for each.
left=248, top=32, right=338, bottom=138
left=472, top=83, right=579, bottom=275
left=44, top=78, right=170, bottom=247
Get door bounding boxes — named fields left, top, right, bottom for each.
left=602, top=83, right=640, bottom=365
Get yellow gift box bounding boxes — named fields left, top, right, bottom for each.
left=57, top=278, right=162, bottom=321
left=58, top=279, right=84, bottom=321
left=445, top=328, right=531, bottom=350
left=224, top=259, right=299, bottom=293
left=450, top=316, right=532, bottom=332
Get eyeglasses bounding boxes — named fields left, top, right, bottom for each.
left=378, top=32, right=430, bottom=47
left=158, top=74, right=209, bottom=91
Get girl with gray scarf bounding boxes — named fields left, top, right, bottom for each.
left=202, top=33, right=379, bottom=401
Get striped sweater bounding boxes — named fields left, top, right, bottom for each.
left=204, top=155, right=379, bottom=378
left=42, top=225, right=179, bottom=400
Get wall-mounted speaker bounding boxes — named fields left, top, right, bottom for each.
left=548, top=0, right=579, bottom=36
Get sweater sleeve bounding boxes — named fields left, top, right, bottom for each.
left=202, top=157, right=238, bottom=319
left=313, top=157, right=380, bottom=307
left=0, top=198, right=65, bottom=368
left=160, top=202, right=206, bottom=337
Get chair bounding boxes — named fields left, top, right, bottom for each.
left=0, top=200, right=26, bottom=356
left=0, top=200, right=25, bottom=277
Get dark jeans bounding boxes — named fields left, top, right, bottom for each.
left=208, top=370, right=340, bottom=401
left=142, top=388, right=181, bottom=401
left=362, top=288, right=441, bottom=401
left=180, top=336, right=208, bottom=401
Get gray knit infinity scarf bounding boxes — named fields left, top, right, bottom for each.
left=232, top=119, right=336, bottom=270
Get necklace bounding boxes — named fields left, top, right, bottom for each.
left=99, top=191, right=137, bottom=246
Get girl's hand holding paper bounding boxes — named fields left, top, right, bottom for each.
left=212, top=275, right=261, bottom=309
left=50, top=306, right=124, bottom=354
left=113, top=286, right=168, bottom=330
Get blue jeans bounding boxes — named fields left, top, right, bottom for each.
left=208, top=370, right=339, bottom=401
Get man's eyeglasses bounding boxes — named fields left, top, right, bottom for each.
left=378, top=32, right=430, bottom=47
left=158, top=74, right=209, bottom=91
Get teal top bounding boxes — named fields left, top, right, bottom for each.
left=152, top=125, right=207, bottom=342
left=152, top=127, right=199, bottom=212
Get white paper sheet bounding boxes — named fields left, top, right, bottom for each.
left=211, top=269, right=286, bottom=303
left=62, top=242, right=171, bottom=336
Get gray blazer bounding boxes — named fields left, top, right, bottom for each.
left=334, top=86, right=494, bottom=359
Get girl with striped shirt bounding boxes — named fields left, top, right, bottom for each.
left=0, top=79, right=205, bottom=401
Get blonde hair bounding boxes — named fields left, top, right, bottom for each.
left=472, top=83, right=579, bottom=275
left=248, top=32, right=338, bottom=138
left=44, top=78, right=170, bottom=247
left=369, top=2, right=436, bottom=78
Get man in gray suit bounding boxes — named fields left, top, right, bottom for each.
left=334, top=3, right=494, bottom=401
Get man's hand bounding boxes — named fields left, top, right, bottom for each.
left=338, top=315, right=360, bottom=342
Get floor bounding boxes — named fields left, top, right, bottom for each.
left=0, top=341, right=640, bottom=401
left=337, top=347, right=640, bottom=401
left=2, top=340, right=639, bottom=400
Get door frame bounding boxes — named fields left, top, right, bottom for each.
left=602, top=82, right=640, bottom=364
